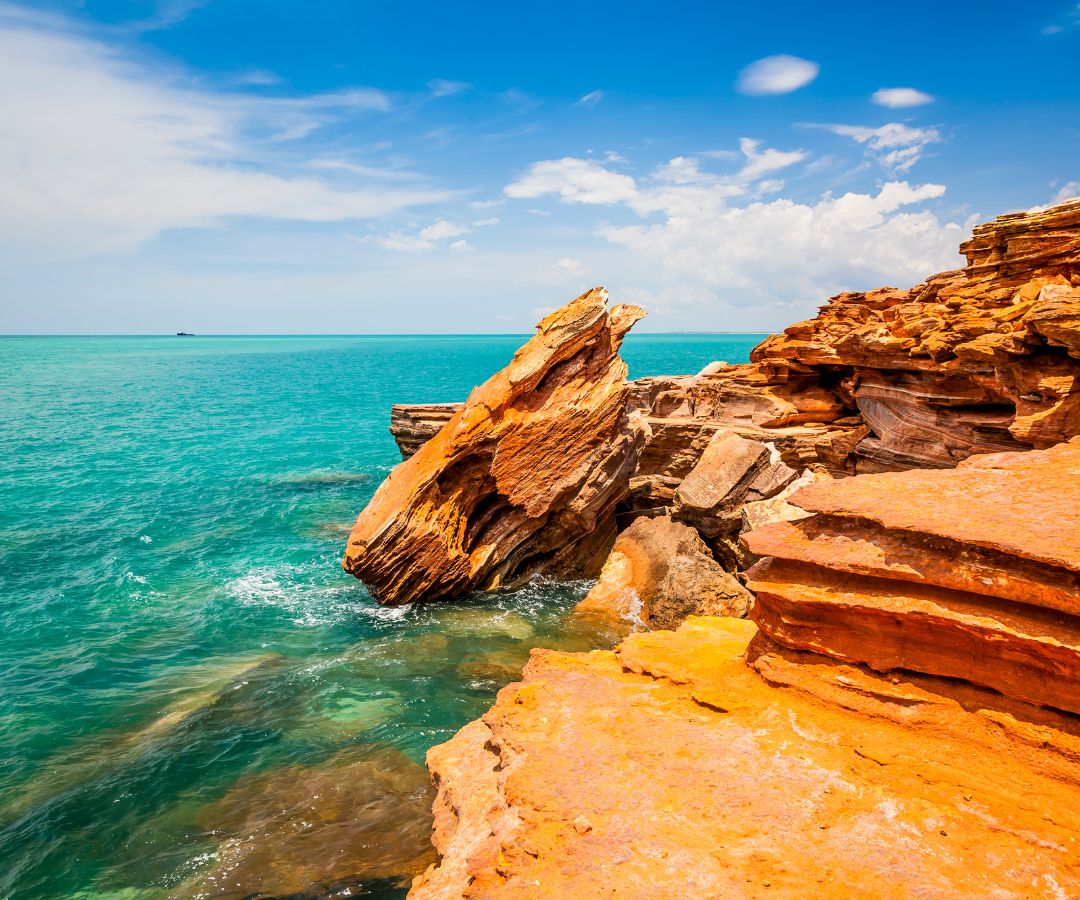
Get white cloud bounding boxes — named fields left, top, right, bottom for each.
left=576, top=90, right=605, bottom=107
left=601, top=181, right=963, bottom=307
left=505, top=158, right=638, bottom=205
left=428, top=78, right=471, bottom=97
left=736, top=55, right=819, bottom=96
left=507, top=139, right=807, bottom=220
left=231, top=68, right=283, bottom=87
left=449, top=239, right=473, bottom=252
left=820, top=123, right=942, bottom=173
left=0, top=8, right=450, bottom=261
left=872, top=87, right=934, bottom=108
left=552, top=256, right=587, bottom=274
left=504, top=147, right=964, bottom=317
left=737, top=138, right=808, bottom=181
left=472, top=217, right=501, bottom=226
left=376, top=219, right=470, bottom=252
left=1052, top=181, right=1080, bottom=204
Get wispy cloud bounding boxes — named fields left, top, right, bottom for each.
left=428, top=78, right=471, bottom=98
left=0, top=6, right=451, bottom=260
left=1052, top=181, right=1080, bottom=204
left=1042, top=2, right=1080, bottom=34
left=816, top=123, right=942, bottom=173
left=871, top=87, right=934, bottom=108
left=736, top=55, right=819, bottom=96
left=231, top=69, right=284, bottom=87
left=376, top=219, right=471, bottom=252
left=576, top=90, right=604, bottom=107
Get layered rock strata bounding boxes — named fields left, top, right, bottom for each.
left=344, top=288, right=645, bottom=604
left=745, top=436, right=1080, bottom=714
left=391, top=403, right=462, bottom=459
left=748, top=199, right=1080, bottom=469
left=411, top=617, right=1080, bottom=898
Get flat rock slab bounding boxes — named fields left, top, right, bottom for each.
left=411, top=618, right=1080, bottom=898
left=790, top=436, right=1080, bottom=573
left=750, top=557, right=1080, bottom=715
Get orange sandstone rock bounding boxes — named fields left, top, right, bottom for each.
left=344, top=288, right=645, bottom=604
left=749, top=200, right=1080, bottom=468
left=411, top=618, right=1080, bottom=899
left=572, top=514, right=752, bottom=632
left=744, top=437, right=1080, bottom=714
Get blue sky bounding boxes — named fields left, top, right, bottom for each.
left=1, top=0, right=1078, bottom=333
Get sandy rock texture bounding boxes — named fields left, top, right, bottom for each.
left=745, top=436, right=1080, bottom=714
left=411, top=617, right=1080, bottom=899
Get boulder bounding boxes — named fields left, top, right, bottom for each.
left=343, top=288, right=645, bottom=604
left=573, top=515, right=752, bottom=632
left=671, top=430, right=770, bottom=536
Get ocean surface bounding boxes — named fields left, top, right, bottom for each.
left=0, top=332, right=765, bottom=899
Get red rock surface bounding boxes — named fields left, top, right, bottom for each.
left=745, top=437, right=1080, bottom=713
left=411, top=618, right=1080, bottom=898
left=749, top=200, right=1080, bottom=468
left=344, top=288, right=645, bottom=604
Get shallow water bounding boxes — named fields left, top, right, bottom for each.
left=0, top=332, right=764, bottom=898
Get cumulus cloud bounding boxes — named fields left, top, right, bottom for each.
left=505, top=146, right=965, bottom=317
left=872, top=87, right=934, bottom=108
left=505, top=138, right=807, bottom=218
left=0, top=8, right=450, bottom=260
left=736, top=55, right=819, bottom=96
left=819, top=123, right=942, bottom=173
left=505, top=158, right=638, bottom=204
left=576, top=90, right=605, bottom=107
left=600, top=181, right=964, bottom=310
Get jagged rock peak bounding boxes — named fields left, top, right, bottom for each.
left=343, top=287, right=646, bottom=605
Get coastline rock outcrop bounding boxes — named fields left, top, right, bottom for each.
left=747, top=199, right=1080, bottom=469
left=411, top=617, right=1080, bottom=898
left=399, top=199, right=1080, bottom=898
left=572, top=515, right=752, bottom=632
left=745, top=436, right=1080, bottom=714
left=344, top=288, right=645, bottom=604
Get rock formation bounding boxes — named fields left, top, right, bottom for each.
left=398, top=199, right=1080, bottom=898
left=745, top=437, right=1080, bottom=714
left=747, top=199, right=1080, bottom=469
left=344, top=288, right=645, bottom=604
left=411, top=617, right=1080, bottom=898
left=391, top=403, right=462, bottom=459
left=572, top=515, right=752, bottom=633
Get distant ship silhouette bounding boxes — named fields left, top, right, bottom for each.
left=176, top=331, right=195, bottom=336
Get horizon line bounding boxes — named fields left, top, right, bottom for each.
left=0, top=330, right=776, bottom=338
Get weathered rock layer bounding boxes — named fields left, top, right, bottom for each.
left=344, top=288, right=645, bottom=604
left=745, top=437, right=1080, bottom=715
left=411, top=618, right=1080, bottom=898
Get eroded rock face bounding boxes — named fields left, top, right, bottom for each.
left=344, top=288, right=645, bottom=604
left=745, top=436, right=1080, bottom=714
left=411, top=618, right=1080, bottom=898
left=572, top=515, right=752, bottom=633
left=749, top=199, right=1080, bottom=468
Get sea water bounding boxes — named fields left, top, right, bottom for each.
left=0, top=333, right=765, bottom=898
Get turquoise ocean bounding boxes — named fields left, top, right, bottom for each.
left=0, top=333, right=765, bottom=899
